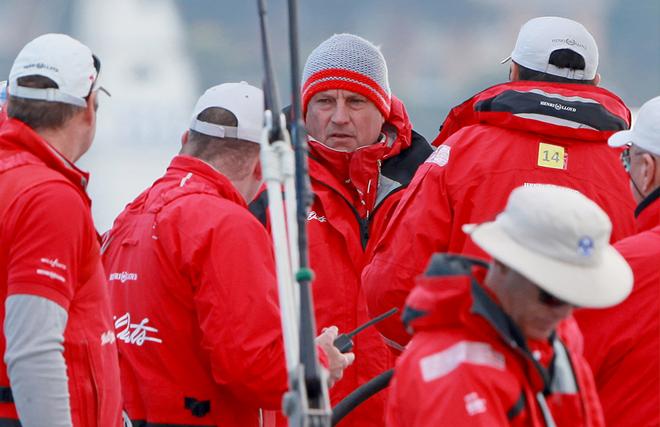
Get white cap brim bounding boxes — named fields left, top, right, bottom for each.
left=608, top=130, right=635, bottom=148
left=462, top=222, right=632, bottom=308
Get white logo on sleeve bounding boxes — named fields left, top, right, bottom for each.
left=114, top=313, right=163, bottom=346
left=36, top=258, right=68, bottom=283
left=36, top=269, right=66, bottom=283
left=40, top=258, right=67, bottom=270
left=426, top=145, right=451, bottom=167
left=464, top=392, right=487, bottom=416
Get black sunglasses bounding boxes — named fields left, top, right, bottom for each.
left=86, top=54, right=110, bottom=100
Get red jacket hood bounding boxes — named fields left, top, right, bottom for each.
left=403, top=263, right=489, bottom=332
left=433, top=80, right=631, bottom=146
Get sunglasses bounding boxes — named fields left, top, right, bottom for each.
left=620, top=146, right=632, bottom=172
left=538, top=288, right=571, bottom=308
left=86, top=54, right=111, bottom=101
left=621, top=145, right=656, bottom=174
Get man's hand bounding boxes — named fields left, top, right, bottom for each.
left=316, top=326, right=355, bottom=388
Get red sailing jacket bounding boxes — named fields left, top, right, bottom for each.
left=0, top=118, right=122, bottom=426
left=250, top=97, right=432, bottom=427
left=363, top=81, right=636, bottom=347
left=386, top=255, right=605, bottom=427
left=103, top=155, right=288, bottom=426
left=575, top=187, right=660, bottom=427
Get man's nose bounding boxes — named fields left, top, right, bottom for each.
left=331, top=101, right=350, bottom=124
left=551, top=304, right=574, bottom=320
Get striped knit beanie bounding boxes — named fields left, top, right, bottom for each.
left=302, top=33, right=391, bottom=118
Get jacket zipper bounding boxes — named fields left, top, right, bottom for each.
left=315, top=180, right=370, bottom=250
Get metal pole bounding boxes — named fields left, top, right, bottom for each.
left=256, top=0, right=330, bottom=425
left=286, top=0, right=326, bottom=403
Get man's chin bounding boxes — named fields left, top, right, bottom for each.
left=325, top=138, right=357, bottom=152
left=525, top=325, right=555, bottom=342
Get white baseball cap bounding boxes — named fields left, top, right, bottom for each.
left=502, top=16, right=598, bottom=80
left=608, top=96, right=660, bottom=156
left=8, top=33, right=103, bottom=108
left=189, top=82, right=264, bottom=144
left=463, top=185, right=632, bottom=308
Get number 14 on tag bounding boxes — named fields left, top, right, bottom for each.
left=537, top=142, right=567, bottom=170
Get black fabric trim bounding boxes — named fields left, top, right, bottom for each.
left=470, top=281, right=527, bottom=349
left=380, top=130, right=432, bottom=187
left=248, top=190, right=270, bottom=228
left=131, top=421, right=214, bottom=427
left=507, top=391, right=527, bottom=420
left=401, top=306, right=427, bottom=329
left=425, top=254, right=490, bottom=277
left=474, top=90, right=628, bottom=131
left=635, top=185, right=660, bottom=218
left=0, top=387, right=13, bottom=403
left=0, top=419, right=20, bottom=427
left=184, top=397, right=210, bottom=417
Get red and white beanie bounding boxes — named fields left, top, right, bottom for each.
left=302, top=33, right=391, bottom=118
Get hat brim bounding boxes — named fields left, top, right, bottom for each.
left=463, top=222, right=632, bottom=308
left=608, top=130, right=635, bottom=148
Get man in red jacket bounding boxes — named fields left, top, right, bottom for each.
left=103, top=82, right=352, bottom=426
left=281, top=33, right=432, bottom=426
left=575, top=95, right=660, bottom=426
left=386, top=185, right=633, bottom=427
left=0, top=34, right=122, bottom=426
left=363, top=16, right=636, bottom=347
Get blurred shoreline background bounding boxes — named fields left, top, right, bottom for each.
left=1, top=0, right=658, bottom=231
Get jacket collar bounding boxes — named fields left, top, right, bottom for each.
left=634, top=186, right=660, bottom=232
left=0, top=117, right=91, bottom=197
left=164, top=155, right=247, bottom=208
left=405, top=263, right=552, bottom=392
left=470, top=280, right=528, bottom=351
left=433, top=80, right=631, bottom=146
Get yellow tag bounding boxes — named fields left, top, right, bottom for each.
left=537, top=143, right=566, bottom=169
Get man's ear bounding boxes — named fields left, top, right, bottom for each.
left=253, top=158, right=262, bottom=181
left=181, top=130, right=189, bottom=146
left=84, top=91, right=98, bottom=123
left=641, top=153, right=657, bottom=193
left=593, top=72, right=601, bottom=87
left=509, top=63, right=519, bottom=82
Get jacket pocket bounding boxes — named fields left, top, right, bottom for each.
left=65, top=339, right=100, bottom=427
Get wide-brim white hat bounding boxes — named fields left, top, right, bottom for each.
left=463, top=185, right=632, bottom=308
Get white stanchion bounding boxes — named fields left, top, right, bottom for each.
left=260, top=111, right=300, bottom=374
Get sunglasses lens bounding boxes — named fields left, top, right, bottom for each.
left=621, top=147, right=631, bottom=172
